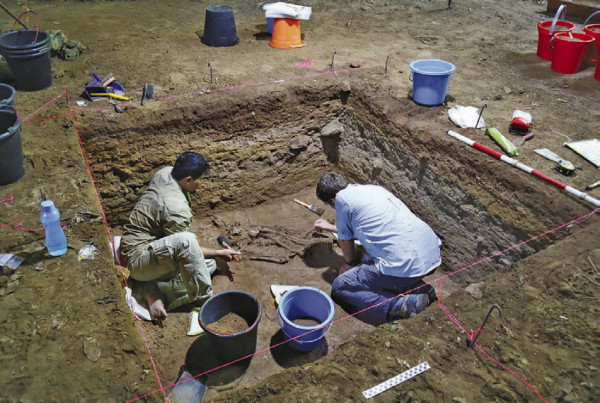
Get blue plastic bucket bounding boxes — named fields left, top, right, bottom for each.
left=409, top=59, right=455, bottom=106
left=277, top=287, right=334, bottom=352
left=267, top=17, right=274, bottom=34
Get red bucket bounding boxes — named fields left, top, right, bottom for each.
left=595, top=58, right=600, bottom=81
left=537, top=5, right=574, bottom=61
left=550, top=32, right=595, bottom=74
left=583, top=10, right=600, bottom=65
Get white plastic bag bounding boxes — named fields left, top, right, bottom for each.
left=448, top=105, right=486, bottom=129
left=263, top=2, right=312, bottom=20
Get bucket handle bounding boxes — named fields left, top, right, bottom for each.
left=0, top=107, right=21, bottom=142
left=584, top=10, right=600, bottom=26
left=549, top=4, right=568, bottom=36
left=276, top=311, right=333, bottom=344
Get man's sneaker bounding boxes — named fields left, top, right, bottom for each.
left=388, top=293, right=430, bottom=321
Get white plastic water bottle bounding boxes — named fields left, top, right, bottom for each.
left=39, top=200, right=67, bottom=256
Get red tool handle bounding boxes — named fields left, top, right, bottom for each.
left=217, top=236, right=239, bottom=262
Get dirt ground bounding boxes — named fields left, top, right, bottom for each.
left=1, top=0, right=599, bottom=402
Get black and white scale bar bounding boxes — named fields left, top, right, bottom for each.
left=362, top=362, right=431, bottom=399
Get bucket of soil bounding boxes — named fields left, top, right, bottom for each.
left=583, top=24, right=600, bottom=65
left=276, top=286, right=334, bottom=352
left=550, top=32, right=595, bottom=74
left=198, top=290, right=262, bottom=365
left=582, top=10, right=600, bottom=65
left=536, top=4, right=574, bottom=61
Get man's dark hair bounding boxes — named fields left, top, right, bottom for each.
left=316, top=172, right=349, bottom=203
left=171, top=152, right=210, bottom=180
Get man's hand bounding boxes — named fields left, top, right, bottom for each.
left=215, top=248, right=241, bottom=262
left=314, top=218, right=336, bottom=233
left=147, top=296, right=167, bottom=324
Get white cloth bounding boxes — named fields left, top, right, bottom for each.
left=125, top=286, right=151, bottom=321
left=263, top=2, right=312, bottom=20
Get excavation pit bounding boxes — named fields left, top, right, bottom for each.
left=81, top=84, right=589, bottom=399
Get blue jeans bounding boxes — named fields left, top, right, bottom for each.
left=331, top=263, right=424, bottom=325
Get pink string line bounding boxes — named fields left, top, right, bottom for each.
left=436, top=278, right=548, bottom=402
left=63, top=90, right=168, bottom=401
left=7, top=55, right=384, bottom=400
left=21, top=57, right=383, bottom=125
left=16, top=57, right=597, bottom=401
left=127, top=208, right=598, bottom=402
left=0, top=193, right=14, bottom=203
left=22, top=90, right=67, bottom=123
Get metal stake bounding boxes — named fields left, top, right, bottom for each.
left=330, top=51, right=336, bottom=71
left=448, top=0, right=452, bottom=10
left=384, top=56, right=390, bottom=75
left=0, top=2, right=29, bottom=29
left=467, top=304, right=502, bottom=348
left=208, top=63, right=213, bottom=84
left=475, top=104, right=487, bottom=129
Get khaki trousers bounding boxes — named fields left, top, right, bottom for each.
left=128, top=232, right=216, bottom=310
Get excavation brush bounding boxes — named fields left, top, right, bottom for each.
left=294, top=199, right=324, bottom=216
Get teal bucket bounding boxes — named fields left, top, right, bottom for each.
left=276, top=287, right=334, bottom=352
left=409, top=59, right=455, bottom=106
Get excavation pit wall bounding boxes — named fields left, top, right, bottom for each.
left=81, top=85, right=588, bottom=397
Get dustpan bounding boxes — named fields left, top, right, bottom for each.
left=85, top=73, right=125, bottom=101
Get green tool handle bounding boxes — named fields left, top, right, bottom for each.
left=485, top=127, right=518, bottom=157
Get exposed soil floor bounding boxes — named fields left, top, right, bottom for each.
left=1, top=0, right=599, bottom=402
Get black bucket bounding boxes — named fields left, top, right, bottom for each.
left=198, top=290, right=261, bottom=364
left=0, top=84, right=16, bottom=107
left=201, top=5, right=240, bottom=47
left=0, top=30, right=52, bottom=91
left=0, top=107, right=24, bottom=186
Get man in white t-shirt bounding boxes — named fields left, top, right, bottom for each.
left=313, top=172, right=440, bottom=324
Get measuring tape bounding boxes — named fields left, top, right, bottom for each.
left=556, top=160, right=576, bottom=176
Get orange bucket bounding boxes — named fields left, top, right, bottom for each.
left=269, top=18, right=305, bottom=49
left=537, top=4, right=574, bottom=61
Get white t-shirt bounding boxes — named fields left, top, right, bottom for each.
left=335, top=184, right=441, bottom=278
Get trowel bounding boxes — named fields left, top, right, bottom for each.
left=534, top=148, right=580, bottom=176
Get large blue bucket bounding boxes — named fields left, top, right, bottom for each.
left=409, top=59, right=455, bottom=106
left=277, top=287, right=334, bottom=352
